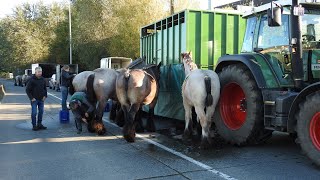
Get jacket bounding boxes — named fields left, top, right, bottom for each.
left=70, top=92, right=95, bottom=113
left=61, top=70, right=73, bottom=87
left=26, top=75, right=47, bottom=100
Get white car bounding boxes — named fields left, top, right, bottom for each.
left=49, top=74, right=60, bottom=91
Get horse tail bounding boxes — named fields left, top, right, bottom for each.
left=69, top=75, right=76, bottom=95
left=86, top=74, right=97, bottom=104
left=204, top=76, right=213, bottom=107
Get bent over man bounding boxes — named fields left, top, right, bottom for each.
left=69, top=92, right=95, bottom=134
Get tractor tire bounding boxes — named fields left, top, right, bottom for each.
left=296, top=92, right=320, bottom=166
left=214, top=64, right=272, bottom=146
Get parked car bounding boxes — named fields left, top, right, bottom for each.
left=14, top=75, right=23, bottom=86
left=49, top=74, right=60, bottom=91
left=22, top=74, right=31, bottom=86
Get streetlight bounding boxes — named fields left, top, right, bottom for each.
left=68, top=0, right=72, bottom=64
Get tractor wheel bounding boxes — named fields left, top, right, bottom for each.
left=296, top=92, right=320, bottom=166
left=214, top=64, right=272, bottom=146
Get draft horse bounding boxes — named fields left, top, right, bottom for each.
left=181, top=52, right=220, bottom=148
left=110, top=58, right=160, bottom=132
left=70, top=68, right=119, bottom=135
left=116, top=62, right=162, bottom=142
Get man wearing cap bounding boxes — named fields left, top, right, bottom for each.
left=69, top=91, right=95, bottom=134
left=26, top=67, right=48, bottom=131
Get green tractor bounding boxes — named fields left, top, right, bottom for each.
left=214, top=0, right=320, bottom=166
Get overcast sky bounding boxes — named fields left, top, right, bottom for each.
left=0, top=0, right=241, bottom=18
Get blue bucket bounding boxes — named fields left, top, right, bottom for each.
left=104, top=100, right=112, bottom=112
left=59, top=110, right=70, bottom=123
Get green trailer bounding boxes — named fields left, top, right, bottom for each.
left=140, top=9, right=246, bottom=120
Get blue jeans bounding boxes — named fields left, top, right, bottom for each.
left=61, top=86, right=69, bottom=110
left=31, top=100, right=44, bottom=126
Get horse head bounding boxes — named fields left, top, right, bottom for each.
left=181, top=51, right=198, bottom=75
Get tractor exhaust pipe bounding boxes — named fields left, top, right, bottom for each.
left=290, top=0, right=304, bottom=90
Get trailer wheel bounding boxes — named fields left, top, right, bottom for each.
left=296, top=92, right=320, bottom=166
left=214, top=64, right=272, bottom=145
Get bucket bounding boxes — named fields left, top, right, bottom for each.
left=104, top=100, right=113, bottom=112
left=59, top=110, right=70, bottom=123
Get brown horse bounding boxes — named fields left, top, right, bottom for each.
left=116, top=63, right=161, bottom=142
left=110, top=58, right=160, bottom=133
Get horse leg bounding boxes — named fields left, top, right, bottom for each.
left=146, top=107, right=156, bottom=132
left=195, top=106, right=211, bottom=149
left=109, top=100, right=117, bottom=121
left=135, top=108, right=144, bottom=133
left=116, top=105, right=125, bottom=127
left=123, top=104, right=139, bottom=142
left=183, top=103, right=193, bottom=141
left=192, top=107, right=201, bottom=140
left=94, top=100, right=107, bottom=135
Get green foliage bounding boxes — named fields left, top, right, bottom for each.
left=0, top=0, right=205, bottom=71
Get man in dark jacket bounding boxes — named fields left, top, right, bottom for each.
left=26, top=67, right=47, bottom=131
left=69, top=92, right=95, bottom=134
left=60, top=65, right=74, bottom=110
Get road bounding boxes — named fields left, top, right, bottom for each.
left=0, top=78, right=319, bottom=180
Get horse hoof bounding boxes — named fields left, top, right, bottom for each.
left=97, top=128, right=106, bottom=136
left=183, top=129, right=192, bottom=140
left=200, top=138, right=211, bottom=150
left=94, top=122, right=106, bottom=135
left=124, top=134, right=135, bottom=143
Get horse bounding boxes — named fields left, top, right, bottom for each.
left=181, top=52, right=220, bottom=148
left=116, top=62, right=161, bottom=142
left=70, top=68, right=119, bottom=135
left=110, top=58, right=160, bottom=133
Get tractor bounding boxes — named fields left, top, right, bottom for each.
left=214, top=0, right=320, bottom=166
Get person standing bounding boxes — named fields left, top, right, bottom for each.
left=26, top=67, right=47, bottom=131
left=60, top=65, right=74, bottom=111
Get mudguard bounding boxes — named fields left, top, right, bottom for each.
left=215, top=54, right=280, bottom=89
left=288, top=82, right=320, bottom=133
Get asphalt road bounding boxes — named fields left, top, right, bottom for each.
left=0, top=78, right=319, bottom=180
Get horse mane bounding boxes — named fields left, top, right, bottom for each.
left=127, top=57, right=145, bottom=69
left=143, top=64, right=157, bottom=70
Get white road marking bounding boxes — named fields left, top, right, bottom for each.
left=104, top=119, right=237, bottom=180
left=48, top=92, right=62, bottom=100
left=48, top=93, right=237, bottom=180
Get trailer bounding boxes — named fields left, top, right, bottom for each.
left=140, top=9, right=246, bottom=120
left=31, top=63, right=57, bottom=86
left=100, top=57, right=132, bottom=69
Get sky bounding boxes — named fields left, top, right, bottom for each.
left=0, top=0, right=67, bottom=18
left=0, top=0, right=241, bottom=18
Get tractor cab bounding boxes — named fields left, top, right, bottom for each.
left=241, top=0, right=320, bottom=88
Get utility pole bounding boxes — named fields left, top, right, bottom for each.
left=69, top=0, right=72, bottom=64
left=170, top=0, right=174, bottom=15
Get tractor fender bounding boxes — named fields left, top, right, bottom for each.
left=215, top=54, right=267, bottom=88
left=288, top=82, right=320, bottom=133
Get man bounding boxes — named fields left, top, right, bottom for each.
left=69, top=91, right=95, bottom=134
left=60, top=65, right=74, bottom=110
left=26, top=67, right=47, bottom=131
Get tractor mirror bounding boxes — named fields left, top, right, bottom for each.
left=268, top=7, right=282, bottom=26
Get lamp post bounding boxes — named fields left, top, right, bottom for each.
left=68, top=0, right=72, bottom=64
